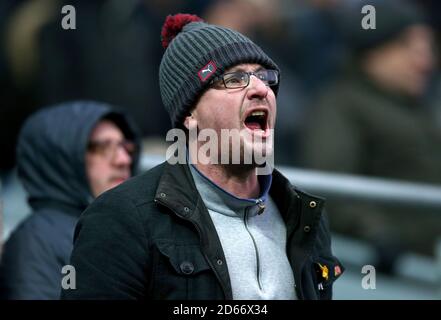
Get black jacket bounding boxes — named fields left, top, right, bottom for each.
left=0, top=101, right=140, bottom=299
left=62, top=161, right=344, bottom=300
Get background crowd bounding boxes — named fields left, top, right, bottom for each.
left=0, top=0, right=440, bottom=292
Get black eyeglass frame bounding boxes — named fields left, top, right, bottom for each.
left=210, top=69, right=279, bottom=89
left=87, top=139, right=136, bottom=159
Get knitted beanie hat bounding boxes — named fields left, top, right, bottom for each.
left=159, top=14, right=280, bottom=128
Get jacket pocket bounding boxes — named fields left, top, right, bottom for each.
left=152, top=241, right=219, bottom=299
left=156, top=241, right=211, bottom=275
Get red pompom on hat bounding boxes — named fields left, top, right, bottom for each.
left=161, top=14, right=203, bottom=49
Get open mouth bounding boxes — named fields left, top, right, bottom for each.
left=112, top=176, right=129, bottom=184
left=244, top=110, right=268, bottom=132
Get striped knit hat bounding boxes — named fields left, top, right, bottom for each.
left=159, top=14, right=280, bottom=128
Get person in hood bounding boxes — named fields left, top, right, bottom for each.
left=0, top=101, right=140, bottom=299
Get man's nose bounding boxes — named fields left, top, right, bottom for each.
left=247, top=75, right=269, bottom=100
left=113, top=146, right=132, bottom=166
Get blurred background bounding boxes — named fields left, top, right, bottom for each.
left=0, top=0, right=440, bottom=299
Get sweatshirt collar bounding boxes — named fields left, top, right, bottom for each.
left=189, top=163, right=272, bottom=217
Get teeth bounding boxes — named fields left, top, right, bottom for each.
left=251, top=111, right=265, bottom=117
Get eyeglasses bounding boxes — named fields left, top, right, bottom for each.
left=210, top=69, right=279, bottom=89
left=87, top=139, right=136, bottom=159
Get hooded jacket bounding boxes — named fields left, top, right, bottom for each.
left=0, top=101, right=140, bottom=299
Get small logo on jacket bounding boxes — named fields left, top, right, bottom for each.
left=198, top=61, right=217, bottom=82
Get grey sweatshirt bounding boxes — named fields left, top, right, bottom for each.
left=189, top=164, right=296, bottom=300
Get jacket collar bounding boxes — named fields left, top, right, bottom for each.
left=270, top=169, right=325, bottom=242
left=154, top=161, right=325, bottom=241
left=154, top=161, right=199, bottom=219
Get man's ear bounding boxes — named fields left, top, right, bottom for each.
left=183, top=113, right=194, bottom=130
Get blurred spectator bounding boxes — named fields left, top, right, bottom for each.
left=0, top=0, right=211, bottom=171
left=301, top=0, right=441, bottom=268
left=413, top=0, right=441, bottom=126
left=0, top=0, right=60, bottom=170
left=277, top=0, right=348, bottom=96
left=0, top=101, right=140, bottom=299
left=0, top=203, right=3, bottom=257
